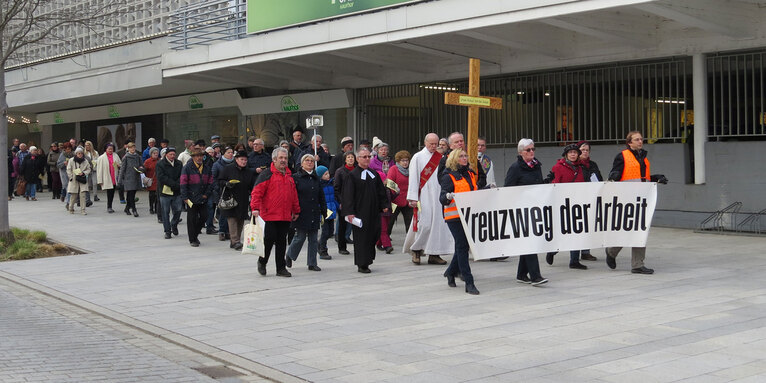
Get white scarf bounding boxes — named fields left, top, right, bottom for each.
left=360, top=169, right=376, bottom=180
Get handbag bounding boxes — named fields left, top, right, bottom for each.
left=242, top=216, right=265, bottom=256
left=15, top=179, right=27, bottom=196
left=75, top=173, right=87, bottom=184
left=217, top=185, right=238, bottom=210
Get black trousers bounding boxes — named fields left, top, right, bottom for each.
left=186, top=202, right=208, bottom=243
left=126, top=190, right=137, bottom=210
left=261, top=221, right=290, bottom=271
left=337, top=217, right=349, bottom=251
left=106, top=188, right=115, bottom=209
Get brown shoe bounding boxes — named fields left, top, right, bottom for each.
left=411, top=250, right=422, bottom=265
left=428, top=255, right=447, bottom=265
left=581, top=253, right=597, bottom=261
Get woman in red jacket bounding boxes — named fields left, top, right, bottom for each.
left=143, top=147, right=160, bottom=217
left=546, top=144, right=588, bottom=270
left=386, top=150, right=413, bottom=238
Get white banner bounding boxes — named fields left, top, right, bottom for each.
left=453, top=182, right=657, bottom=260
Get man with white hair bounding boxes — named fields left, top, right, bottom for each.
left=403, top=133, right=452, bottom=265
left=295, top=134, right=330, bottom=169
left=142, top=137, right=156, bottom=161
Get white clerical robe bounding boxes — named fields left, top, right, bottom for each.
left=403, top=147, right=454, bottom=255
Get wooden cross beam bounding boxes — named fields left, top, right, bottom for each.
left=444, top=58, right=503, bottom=172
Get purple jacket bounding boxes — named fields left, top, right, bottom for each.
left=369, top=155, right=394, bottom=176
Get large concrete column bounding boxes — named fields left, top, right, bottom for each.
left=693, top=53, right=708, bottom=185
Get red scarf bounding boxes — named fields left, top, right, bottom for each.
left=344, top=164, right=354, bottom=171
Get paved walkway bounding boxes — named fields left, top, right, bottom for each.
left=4, top=191, right=766, bottom=382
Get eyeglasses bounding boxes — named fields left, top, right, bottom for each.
left=358, top=155, right=371, bottom=159
left=524, top=148, right=536, bottom=152
left=303, top=159, right=315, bottom=162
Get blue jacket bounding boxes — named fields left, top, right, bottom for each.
left=321, top=178, right=338, bottom=220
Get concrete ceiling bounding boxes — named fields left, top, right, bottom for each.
left=8, top=0, right=766, bottom=115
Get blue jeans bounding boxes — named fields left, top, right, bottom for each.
left=570, top=250, right=580, bottom=265
left=25, top=183, right=36, bottom=198
left=287, top=229, right=319, bottom=267
left=160, top=195, right=182, bottom=234
left=319, top=219, right=335, bottom=251
left=219, top=212, right=229, bottom=234
left=205, top=197, right=216, bottom=229
left=446, top=220, right=474, bottom=285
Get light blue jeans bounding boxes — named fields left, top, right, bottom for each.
left=286, top=229, right=319, bottom=267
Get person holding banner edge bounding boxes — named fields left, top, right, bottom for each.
left=440, top=148, right=485, bottom=295
left=577, top=140, right=603, bottom=262
left=504, top=138, right=549, bottom=286
left=605, top=131, right=668, bottom=274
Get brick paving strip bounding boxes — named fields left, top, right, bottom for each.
left=0, top=272, right=302, bottom=383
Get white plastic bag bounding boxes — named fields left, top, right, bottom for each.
left=242, top=216, right=266, bottom=256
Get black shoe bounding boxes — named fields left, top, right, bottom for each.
left=107, top=208, right=114, bottom=214
left=444, top=272, right=456, bottom=288
left=319, top=253, right=332, bottom=260
left=86, top=201, right=93, bottom=207
left=631, top=266, right=654, bottom=274
left=339, top=249, right=350, bottom=255
left=385, top=246, right=394, bottom=254
left=606, top=250, right=616, bottom=269
left=285, top=256, right=292, bottom=268
left=124, top=207, right=131, bottom=215
left=531, top=277, right=548, bottom=286
left=157, top=218, right=163, bottom=223
left=581, top=253, right=598, bottom=261
left=376, top=245, right=385, bottom=251
left=233, top=242, right=243, bottom=251
left=569, top=262, right=588, bottom=270
left=345, top=237, right=354, bottom=244
left=517, top=276, right=531, bottom=284
left=308, top=265, right=321, bottom=271
left=172, top=226, right=179, bottom=236
left=357, top=266, right=371, bottom=274
left=164, top=232, right=171, bottom=239
left=276, top=269, right=292, bottom=277
left=428, top=255, right=447, bottom=265
left=546, top=252, right=555, bottom=265
left=149, top=209, right=155, bottom=215
left=94, top=196, right=100, bottom=202
left=132, top=208, right=139, bottom=217
left=257, top=259, right=266, bottom=275
left=219, top=233, right=227, bottom=241
left=489, top=256, right=509, bottom=262
left=206, top=227, right=217, bottom=235
left=465, top=283, right=480, bottom=295
left=224, top=233, right=230, bottom=240
left=190, top=240, right=200, bottom=247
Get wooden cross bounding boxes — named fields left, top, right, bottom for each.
left=444, top=58, right=503, bottom=172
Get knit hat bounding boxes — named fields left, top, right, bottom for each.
left=372, top=136, right=382, bottom=150
left=562, top=143, right=581, bottom=157
left=340, top=136, right=353, bottom=147
left=29, top=146, right=37, bottom=152
left=316, top=165, right=328, bottom=178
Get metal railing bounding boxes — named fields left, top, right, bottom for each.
left=698, top=202, right=743, bottom=232
left=708, top=50, right=766, bottom=139
left=168, top=0, right=247, bottom=50
left=736, top=208, right=766, bottom=234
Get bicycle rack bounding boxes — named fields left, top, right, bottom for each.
left=736, top=208, right=766, bottom=234
left=698, top=202, right=742, bottom=232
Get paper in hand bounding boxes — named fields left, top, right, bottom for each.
left=346, top=216, right=363, bottom=228
left=162, top=185, right=174, bottom=195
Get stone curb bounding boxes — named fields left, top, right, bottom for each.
left=0, top=270, right=308, bottom=383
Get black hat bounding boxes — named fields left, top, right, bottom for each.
left=211, top=142, right=222, bottom=149
left=234, top=150, right=248, bottom=158
left=210, top=135, right=221, bottom=140
left=562, top=143, right=581, bottom=157
left=165, top=147, right=177, bottom=154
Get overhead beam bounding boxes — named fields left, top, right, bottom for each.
left=635, top=2, right=753, bottom=39
left=199, top=71, right=288, bottom=89
left=394, top=41, right=501, bottom=66
left=455, top=30, right=565, bottom=59
left=326, top=51, right=433, bottom=74
left=538, top=18, right=653, bottom=49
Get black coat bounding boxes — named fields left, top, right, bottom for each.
left=504, top=155, right=543, bottom=186
left=247, top=151, right=271, bottom=172
left=291, top=168, right=326, bottom=231
left=294, top=146, right=331, bottom=169
left=581, top=159, right=603, bottom=182
left=156, top=158, right=183, bottom=196
left=20, top=155, right=45, bottom=183
left=218, top=162, right=256, bottom=220
left=341, top=166, right=388, bottom=267
left=333, top=166, right=353, bottom=216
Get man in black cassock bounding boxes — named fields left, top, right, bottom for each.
left=342, top=147, right=389, bottom=273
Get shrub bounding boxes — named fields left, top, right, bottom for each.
left=3, top=240, right=39, bottom=260
left=30, top=231, right=47, bottom=243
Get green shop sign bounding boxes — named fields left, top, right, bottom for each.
left=247, top=0, right=425, bottom=34
left=189, top=95, right=203, bottom=109
left=54, top=112, right=64, bottom=124
left=281, top=96, right=300, bottom=112
left=108, top=106, right=120, bottom=118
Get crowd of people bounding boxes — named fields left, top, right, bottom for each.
left=6, top=128, right=666, bottom=294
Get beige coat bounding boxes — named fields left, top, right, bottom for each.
left=67, top=157, right=92, bottom=194
left=95, top=152, right=121, bottom=189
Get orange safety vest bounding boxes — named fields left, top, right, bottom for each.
left=443, top=172, right=477, bottom=221
left=620, top=149, right=651, bottom=181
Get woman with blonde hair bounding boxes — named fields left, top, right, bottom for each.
left=84, top=140, right=100, bottom=203
left=439, top=148, right=485, bottom=295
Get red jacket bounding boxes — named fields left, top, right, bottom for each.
left=386, top=165, right=410, bottom=207
left=250, top=162, right=300, bottom=221
left=551, top=158, right=585, bottom=183
left=143, top=157, right=158, bottom=191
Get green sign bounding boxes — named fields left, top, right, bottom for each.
left=247, top=0, right=424, bottom=34
left=54, top=112, right=64, bottom=124
left=108, top=106, right=119, bottom=118
left=189, top=95, right=203, bottom=109
left=281, top=96, right=300, bottom=112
